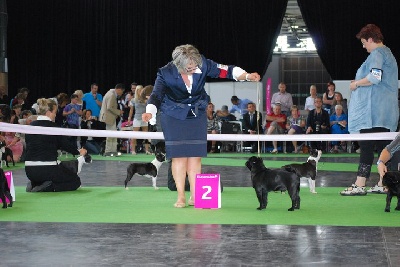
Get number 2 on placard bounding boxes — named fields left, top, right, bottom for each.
left=202, top=186, right=212, bottom=199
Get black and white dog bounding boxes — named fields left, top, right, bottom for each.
left=60, top=153, right=93, bottom=174
left=382, top=171, right=400, bottom=212
left=282, top=149, right=322, bottom=194
left=0, top=141, right=15, bottom=168
left=245, top=156, right=300, bottom=211
left=124, top=142, right=166, bottom=190
left=0, top=168, right=13, bottom=209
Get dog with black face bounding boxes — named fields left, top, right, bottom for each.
left=282, top=149, right=322, bottom=194
left=382, top=171, right=400, bottom=212
left=0, top=168, right=13, bottom=208
left=124, top=142, right=166, bottom=190
left=0, top=141, right=15, bottom=168
left=245, top=156, right=300, bottom=211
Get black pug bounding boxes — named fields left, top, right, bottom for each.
left=124, top=142, right=166, bottom=190
left=245, top=156, right=300, bottom=211
left=0, top=168, right=13, bottom=208
left=0, top=141, right=15, bottom=168
left=382, top=171, right=400, bottom=212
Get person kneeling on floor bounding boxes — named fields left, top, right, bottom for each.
left=25, top=98, right=90, bottom=192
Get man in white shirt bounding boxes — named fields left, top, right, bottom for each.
left=304, top=84, right=318, bottom=112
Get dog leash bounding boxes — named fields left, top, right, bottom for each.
left=256, top=82, right=261, bottom=157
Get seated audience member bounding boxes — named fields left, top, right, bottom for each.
left=330, top=104, right=348, bottom=153
left=80, top=109, right=103, bottom=155
left=25, top=98, right=89, bottom=192
left=330, top=92, right=348, bottom=115
left=229, top=95, right=252, bottom=118
left=265, top=103, right=287, bottom=154
left=242, top=102, right=263, bottom=152
left=55, top=93, right=69, bottom=127
left=322, top=81, right=335, bottom=113
left=304, top=85, right=318, bottom=112
left=18, top=114, right=37, bottom=162
left=306, top=96, right=330, bottom=151
left=286, top=105, right=306, bottom=153
left=207, top=102, right=220, bottom=153
left=216, top=105, right=236, bottom=121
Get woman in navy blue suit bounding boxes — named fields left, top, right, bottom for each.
left=142, top=44, right=260, bottom=208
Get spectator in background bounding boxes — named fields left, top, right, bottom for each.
left=330, top=92, right=348, bottom=115
left=55, top=93, right=69, bottom=127
left=322, top=81, right=335, bottom=113
left=330, top=104, right=348, bottom=153
left=304, top=84, right=318, bottom=112
left=271, top=82, right=293, bottom=117
left=229, top=95, right=252, bottom=118
left=125, top=82, right=137, bottom=104
left=242, top=102, right=263, bottom=153
left=216, top=105, right=237, bottom=121
left=265, top=103, right=286, bottom=154
left=99, top=83, right=125, bottom=157
left=82, top=83, right=103, bottom=119
left=206, top=102, right=220, bottom=153
left=63, top=94, right=82, bottom=129
left=80, top=109, right=103, bottom=155
left=11, top=92, right=25, bottom=109
left=128, top=85, right=151, bottom=155
left=0, top=85, right=9, bottom=105
left=286, top=105, right=306, bottom=153
left=306, top=96, right=330, bottom=151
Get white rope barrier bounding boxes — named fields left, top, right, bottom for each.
left=0, top=122, right=397, bottom=142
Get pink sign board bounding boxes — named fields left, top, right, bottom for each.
left=0, top=171, right=15, bottom=204
left=266, top=78, right=272, bottom=113
left=195, top=173, right=221, bottom=209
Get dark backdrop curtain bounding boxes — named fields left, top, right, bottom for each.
left=7, top=0, right=287, bottom=100
left=298, top=0, right=400, bottom=80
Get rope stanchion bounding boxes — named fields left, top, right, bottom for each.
left=0, top=122, right=397, bottom=143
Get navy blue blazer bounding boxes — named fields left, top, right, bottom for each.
left=148, top=55, right=236, bottom=120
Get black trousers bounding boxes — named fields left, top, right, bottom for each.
left=25, top=161, right=81, bottom=192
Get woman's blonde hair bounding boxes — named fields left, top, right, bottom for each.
left=74, top=90, right=83, bottom=98
left=172, top=44, right=202, bottom=72
left=36, top=98, right=57, bottom=115
left=134, top=85, right=144, bottom=102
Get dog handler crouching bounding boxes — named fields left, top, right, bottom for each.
left=24, top=98, right=88, bottom=192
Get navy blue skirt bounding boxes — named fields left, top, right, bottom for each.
left=161, top=111, right=207, bottom=159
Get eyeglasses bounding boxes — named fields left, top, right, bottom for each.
left=185, top=65, right=198, bottom=73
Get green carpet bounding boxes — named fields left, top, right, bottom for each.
left=1, top=186, right=399, bottom=227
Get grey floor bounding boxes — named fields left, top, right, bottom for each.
left=2, top=153, right=400, bottom=266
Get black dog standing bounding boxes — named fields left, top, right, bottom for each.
left=245, top=156, right=300, bottom=211
left=0, top=168, right=13, bottom=208
left=382, top=171, right=400, bottom=212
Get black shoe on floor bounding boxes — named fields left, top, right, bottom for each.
left=26, top=181, right=33, bottom=192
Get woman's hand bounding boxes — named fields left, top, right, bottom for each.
left=378, top=162, right=387, bottom=178
left=142, top=113, right=152, bottom=123
left=247, top=72, right=261, bottom=82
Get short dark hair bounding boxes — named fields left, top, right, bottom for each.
left=91, top=83, right=98, bottom=88
left=115, top=83, right=125, bottom=90
left=131, top=82, right=138, bottom=86
left=70, top=94, right=79, bottom=99
left=231, top=96, right=239, bottom=101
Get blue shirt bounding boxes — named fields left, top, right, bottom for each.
left=229, top=98, right=252, bottom=116
left=348, top=46, right=398, bottom=133
left=83, top=92, right=103, bottom=118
